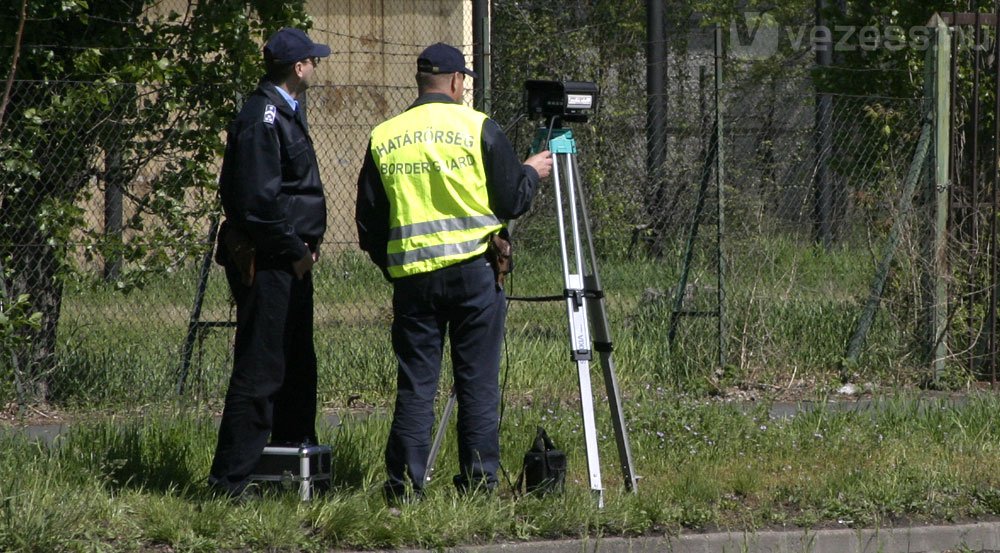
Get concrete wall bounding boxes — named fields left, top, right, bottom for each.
left=306, top=0, right=473, bottom=249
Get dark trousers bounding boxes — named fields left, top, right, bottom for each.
left=209, top=260, right=317, bottom=494
left=385, top=255, right=506, bottom=497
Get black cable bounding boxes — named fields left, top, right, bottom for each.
left=502, top=113, right=525, bottom=135
left=507, top=294, right=563, bottom=302
left=496, top=270, right=520, bottom=497
left=497, top=114, right=561, bottom=497
left=543, top=115, right=558, bottom=151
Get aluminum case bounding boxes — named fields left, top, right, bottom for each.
left=248, top=443, right=332, bottom=500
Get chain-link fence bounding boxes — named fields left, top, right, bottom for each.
left=0, top=4, right=960, bottom=410
left=504, top=49, right=931, bottom=390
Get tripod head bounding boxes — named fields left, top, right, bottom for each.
left=524, top=80, right=597, bottom=154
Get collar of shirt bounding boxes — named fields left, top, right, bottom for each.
left=407, top=92, right=458, bottom=111
left=272, top=83, right=299, bottom=112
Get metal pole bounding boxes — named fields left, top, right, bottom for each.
left=969, top=10, right=982, bottom=375
left=425, top=389, right=456, bottom=485
left=646, top=0, right=667, bottom=206
left=103, top=149, right=123, bottom=281
left=932, top=17, right=952, bottom=383
left=814, top=0, right=834, bottom=250
left=845, top=121, right=933, bottom=363
left=991, top=0, right=1000, bottom=385
left=668, top=68, right=717, bottom=344
left=714, top=26, right=727, bottom=368
left=845, top=30, right=940, bottom=364
left=0, top=256, right=25, bottom=414
left=472, top=0, right=490, bottom=113
left=666, top=33, right=726, bottom=363
left=176, top=215, right=222, bottom=395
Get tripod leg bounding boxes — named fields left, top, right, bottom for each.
left=584, top=275, right=639, bottom=492
left=553, top=146, right=604, bottom=507
left=424, top=387, right=456, bottom=485
left=574, top=353, right=605, bottom=507
left=570, top=154, right=639, bottom=492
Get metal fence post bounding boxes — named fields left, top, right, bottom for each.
left=814, top=0, right=834, bottom=250
left=473, top=0, right=491, bottom=114
left=714, top=26, right=726, bottom=369
left=843, top=23, right=940, bottom=366
left=0, top=256, right=25, bottom=414
left=666, top=27, right=726, bottom=368
left=931, top=16, right=952, bottom=383
left=646, top=0, right=667, bottom=238
left=103, top=148, right=123, bottom=281
left=991, top=0, right=1000, bottom=385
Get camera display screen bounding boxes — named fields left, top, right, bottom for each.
left=566, top=94, right=594, bottom=110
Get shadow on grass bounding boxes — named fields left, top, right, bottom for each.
left=59, top=412, right=215, bottom=497
left=325, top=413, right=386, bottom=492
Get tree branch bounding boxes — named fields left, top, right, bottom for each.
left=0, top=0, right=29, bottom=137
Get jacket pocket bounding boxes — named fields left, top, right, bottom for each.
left=285, top=138, right=312, bottom=179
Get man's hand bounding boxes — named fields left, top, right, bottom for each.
left=292, top=245, right=315, bottom=280
left=524, top=150, right=553, bottom=179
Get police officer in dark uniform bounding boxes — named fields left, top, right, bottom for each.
left=208, top=27, right=330, bottom=499
left=355, top=42, right=552, bottom=502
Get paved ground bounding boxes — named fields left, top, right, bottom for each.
left=390, top=521, right=1000, bottom=553
left=4, top=392, right=975, bottom=444
left=1, top=412, right=347, bottom=445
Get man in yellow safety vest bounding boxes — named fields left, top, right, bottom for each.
left=356, top=42, right=552, bottom=503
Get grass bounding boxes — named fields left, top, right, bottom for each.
left=0, top=232, right=981, bottom=549
left=2, top=232, right=940, bottom=411
left=5, top=393, right=1000, bottom=551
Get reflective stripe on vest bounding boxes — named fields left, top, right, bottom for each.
left=370, top=102, right=502, bottom=278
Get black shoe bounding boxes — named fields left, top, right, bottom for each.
left=453, top=474, right=497, bottom=496
left=231, top=482, right=263, bottom=504
left=383, top=482, right=424, bottom=507
left=208, top=477, right=262, bottom=504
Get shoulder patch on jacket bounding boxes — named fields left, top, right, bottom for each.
left=263, top=104, right=277, bottom=125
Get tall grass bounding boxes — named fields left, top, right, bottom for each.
left=4, top=394, right=1000, bottom=550
left=1, top=234, right=936, bottom=411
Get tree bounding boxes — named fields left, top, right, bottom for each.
left=0, top=0, right=308, bottom=403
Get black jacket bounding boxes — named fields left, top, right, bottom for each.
left=219, top=81, right=327, bottom=262
left=355, top=93, right=539, bottom=277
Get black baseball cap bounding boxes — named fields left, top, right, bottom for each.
left=263, top=28, right=331, bottom=64
left=417, top=42, right=478, bottom=79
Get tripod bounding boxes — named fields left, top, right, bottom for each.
left=425, top=122, right=638, bottom=507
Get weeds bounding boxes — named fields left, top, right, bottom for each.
left=4, top=393, right=1000, bottom=550
left=1, top=236, right=936, bottom=409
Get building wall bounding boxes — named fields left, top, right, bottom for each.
left=90, top=1, right=472, bottom=257
left=306, top=1, right=473, bottom=249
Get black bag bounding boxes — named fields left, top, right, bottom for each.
left=518, top=426, right=566, bottom=496
left=215, top=220, right=256, bottom=286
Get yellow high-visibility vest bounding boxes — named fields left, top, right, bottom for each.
left=371, top=102, right=502, bottom=278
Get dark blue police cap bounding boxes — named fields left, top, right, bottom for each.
left=417, top=42, right=478, bottom=79
left=264, top=28, right=331, bottom=64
